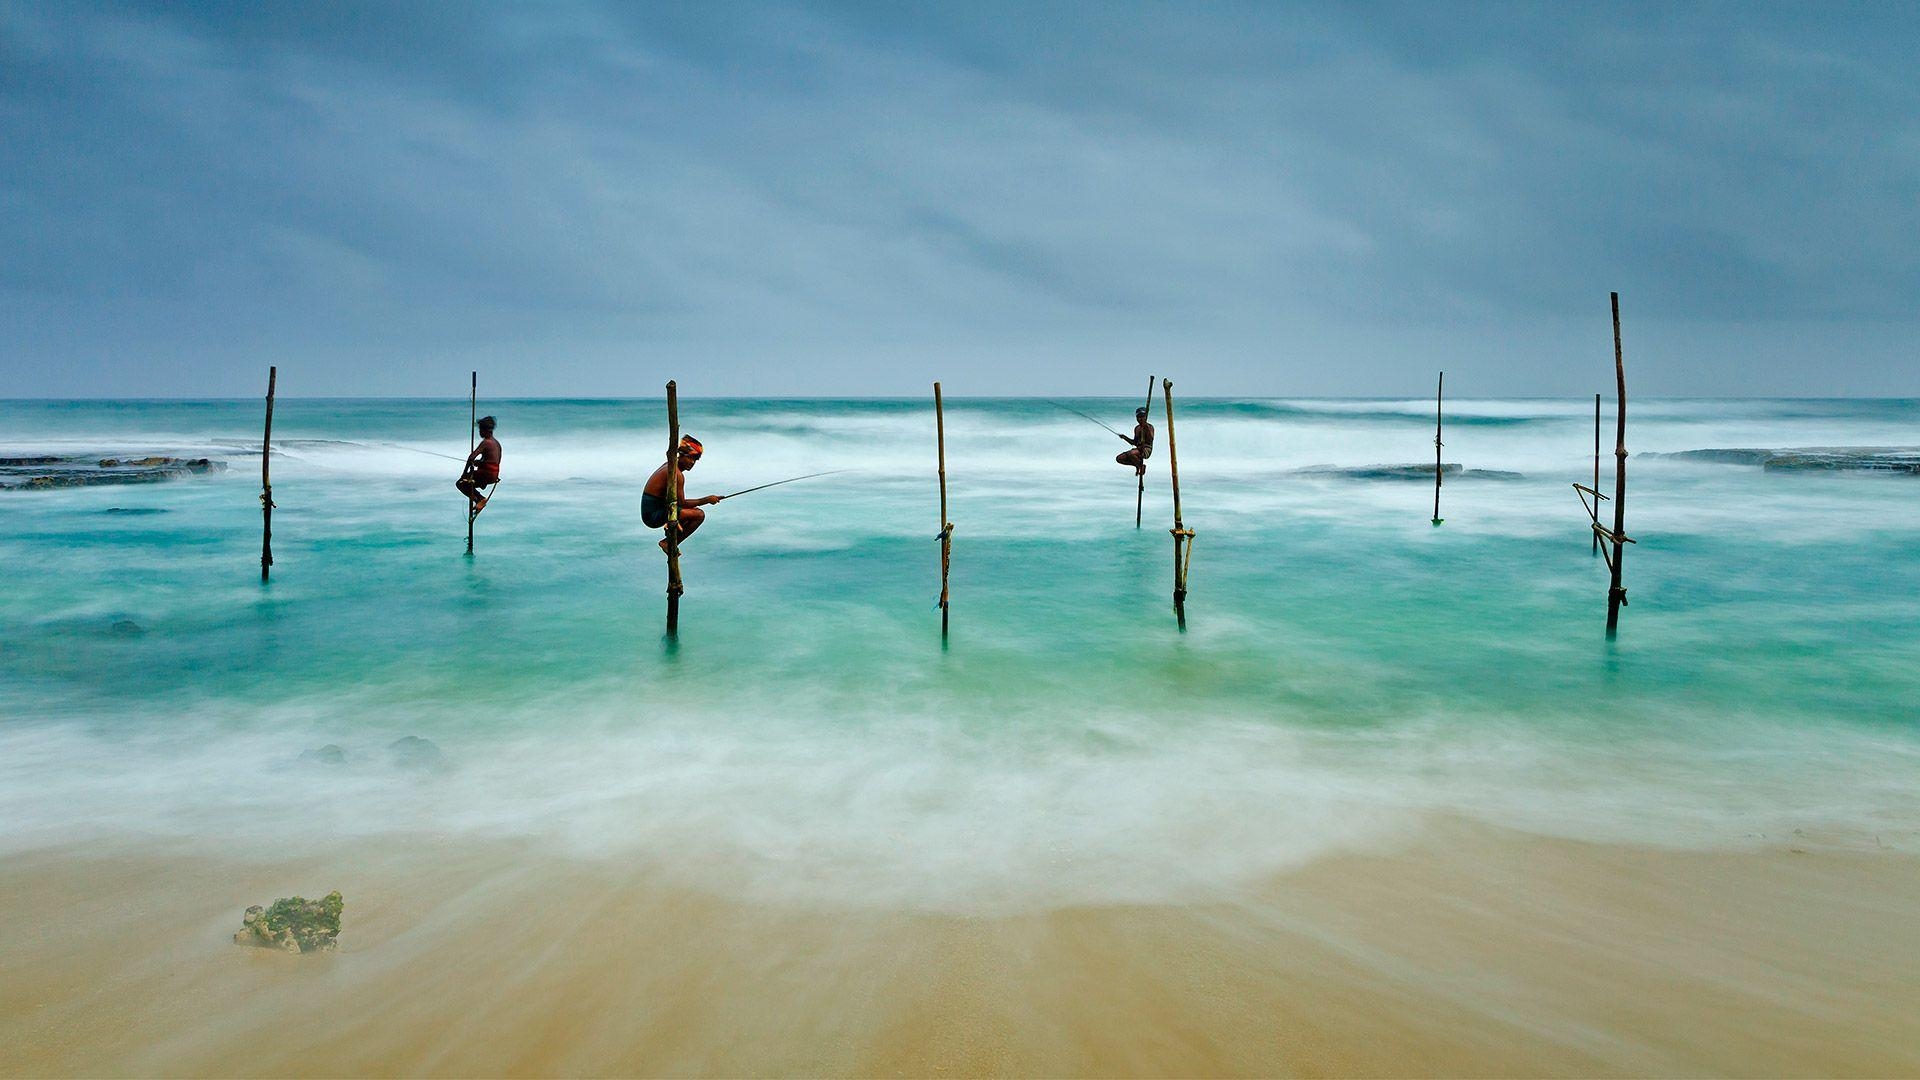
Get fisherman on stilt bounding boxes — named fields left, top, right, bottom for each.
left=456, top=415, right=501, bottom=515
left=643, top=435, right=723, bottom=551
left=1115, top=406, right=1154, bottom=477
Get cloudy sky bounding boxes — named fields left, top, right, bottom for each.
left=2, top=1, right=1915, bottom=397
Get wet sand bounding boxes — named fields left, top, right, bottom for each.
left=3, top=823, right=1916, bottom=1077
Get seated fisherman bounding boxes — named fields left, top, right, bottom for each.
left=1115, top=407, right=1154, bottom=476
left=642, top=434, right=723, bottom=551
left=456, top=415, right=501, bottom=514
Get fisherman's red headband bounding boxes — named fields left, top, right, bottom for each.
left=680, top=435, right=703, bottom=458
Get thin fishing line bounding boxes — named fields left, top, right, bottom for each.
left=1044, top=400, right=1131, bottom=441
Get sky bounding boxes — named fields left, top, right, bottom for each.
left=2, top=1, right=1916, bottom=397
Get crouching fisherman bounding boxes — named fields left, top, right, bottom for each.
left=1115, top=406, right=1154, bottom=476
left=643, top=435, right=723, bottom=551
left=457, top=415, right=501, bottom=514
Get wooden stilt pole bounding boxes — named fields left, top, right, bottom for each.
left=1163, top=379, right=1192, bottom=631
left=466, top=370, right=477, bottom=556
left=260, top=366, right=276, bottom=581
left=665, top=381, right=683, bottom=636
left=1431, top=371, right=1445, bottom=526
left=1592, top=392, right=1602, bottom=556
left=1136, top=374, right=1154, bottom=528
left=1605, top=293, right=1631, bottom=639
left=935, top=382, right=951, bottom=640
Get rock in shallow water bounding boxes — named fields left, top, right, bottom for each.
left=299, top=744, right=347, bottom=765
left=234, top=891, right=343, bottom=953
left=387, top=735, right=445, bottom=771
left=1293, top=463, right=1524, bottom=481
left=0, top=455, right=225, bottom=490
left=109, top=619, right=144, bottom=636
left=1652, top=447, right=1920, bottom=473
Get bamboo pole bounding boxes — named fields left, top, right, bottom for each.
left=1136, top=374, right=1154, bottom=528
left=665, top=381, right=683, bottom=636
left=1163, top=379, right=1192, bottom=631
left=466, top=371, right=477, bottom=555
left=1431, top=370, right=1445, bottom=526
left=935, top=382, right=951, bottom=639
left=1605, top=293, right=1629, bottom=639
left=260, top=366, right=275, bottom=581
left=1592, top=392, right=1602, bottom=556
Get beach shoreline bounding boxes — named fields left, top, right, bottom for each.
left=4, top=821, right=1915, bottom=1078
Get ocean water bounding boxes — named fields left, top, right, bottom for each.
left=2, top=397, right=1917, bottom=911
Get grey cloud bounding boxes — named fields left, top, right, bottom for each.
left=1, top=0, right=1916, bottom=396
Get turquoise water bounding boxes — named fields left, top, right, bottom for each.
left=3, top=397, right=1917, bottom=909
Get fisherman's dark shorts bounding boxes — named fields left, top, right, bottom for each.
left=641, top=493, right=669, bottom=529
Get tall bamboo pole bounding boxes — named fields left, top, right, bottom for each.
left=1431, top=371, right=1445, bottom=526
left=935, top=382, right=951, bottom=640
left=1136, top=374, right=1154, bottom=528
left=260, top=366, right=276, bottom=581
left=1592, top=392, right=1602, bottom=556
left=1605, top=294, right=1629, bottom=638
left=665, top=381, right=683, bottom=636
left=1163, top=379, right=1191, bottom=631
left=466, top=370, right=477, bottom=555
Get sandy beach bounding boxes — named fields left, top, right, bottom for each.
left=4, top=821, right=1915, bottom=1077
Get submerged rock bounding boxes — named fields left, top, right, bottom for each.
left=1653, top=447, right=1920, bottom=473
left=1297, top=463, right=1460, bottom=480
left=103, top=507, right=169, bottom=516
left=299, top=744, right=347, bottom=766
left=0, top=455, right=225, bottom=490
left=1294, top=463, right=1524, bottom=481
left=234, top=891, right=343, bottom=953
left=387, top=735, right=445, bottom=771
left=109, top=619, right=144, bottom=636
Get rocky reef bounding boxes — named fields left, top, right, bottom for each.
left=1653, top=447, right=1920, bottom=474
left=0, top=454, right=225, bottom=490
left=234, top=892, right=344, bottom=953
left=1294, top=463, right=1525, bottom=481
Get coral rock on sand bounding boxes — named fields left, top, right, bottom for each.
left=234, top=892, right=344, bottom=953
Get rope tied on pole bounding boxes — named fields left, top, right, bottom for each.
left=665, top=382, right=685, bottom=636
left=466, top=371, right=477, bottom=555
left=1431, top=371, right=1445, bottom=526
left=1162, top=378, right=1192, bottom=630
left=1604, top=292, right=1631, bottom=639
left=1136, top=374, right=1154, bottom=528
left=260, top=366, right=276, bottom=581
left=934, top=382, right=951, bottom=639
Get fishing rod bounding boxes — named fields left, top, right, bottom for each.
left=1044, top=400, right=1133, bottom=442
left=717, top=469, right=844, bottom=500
